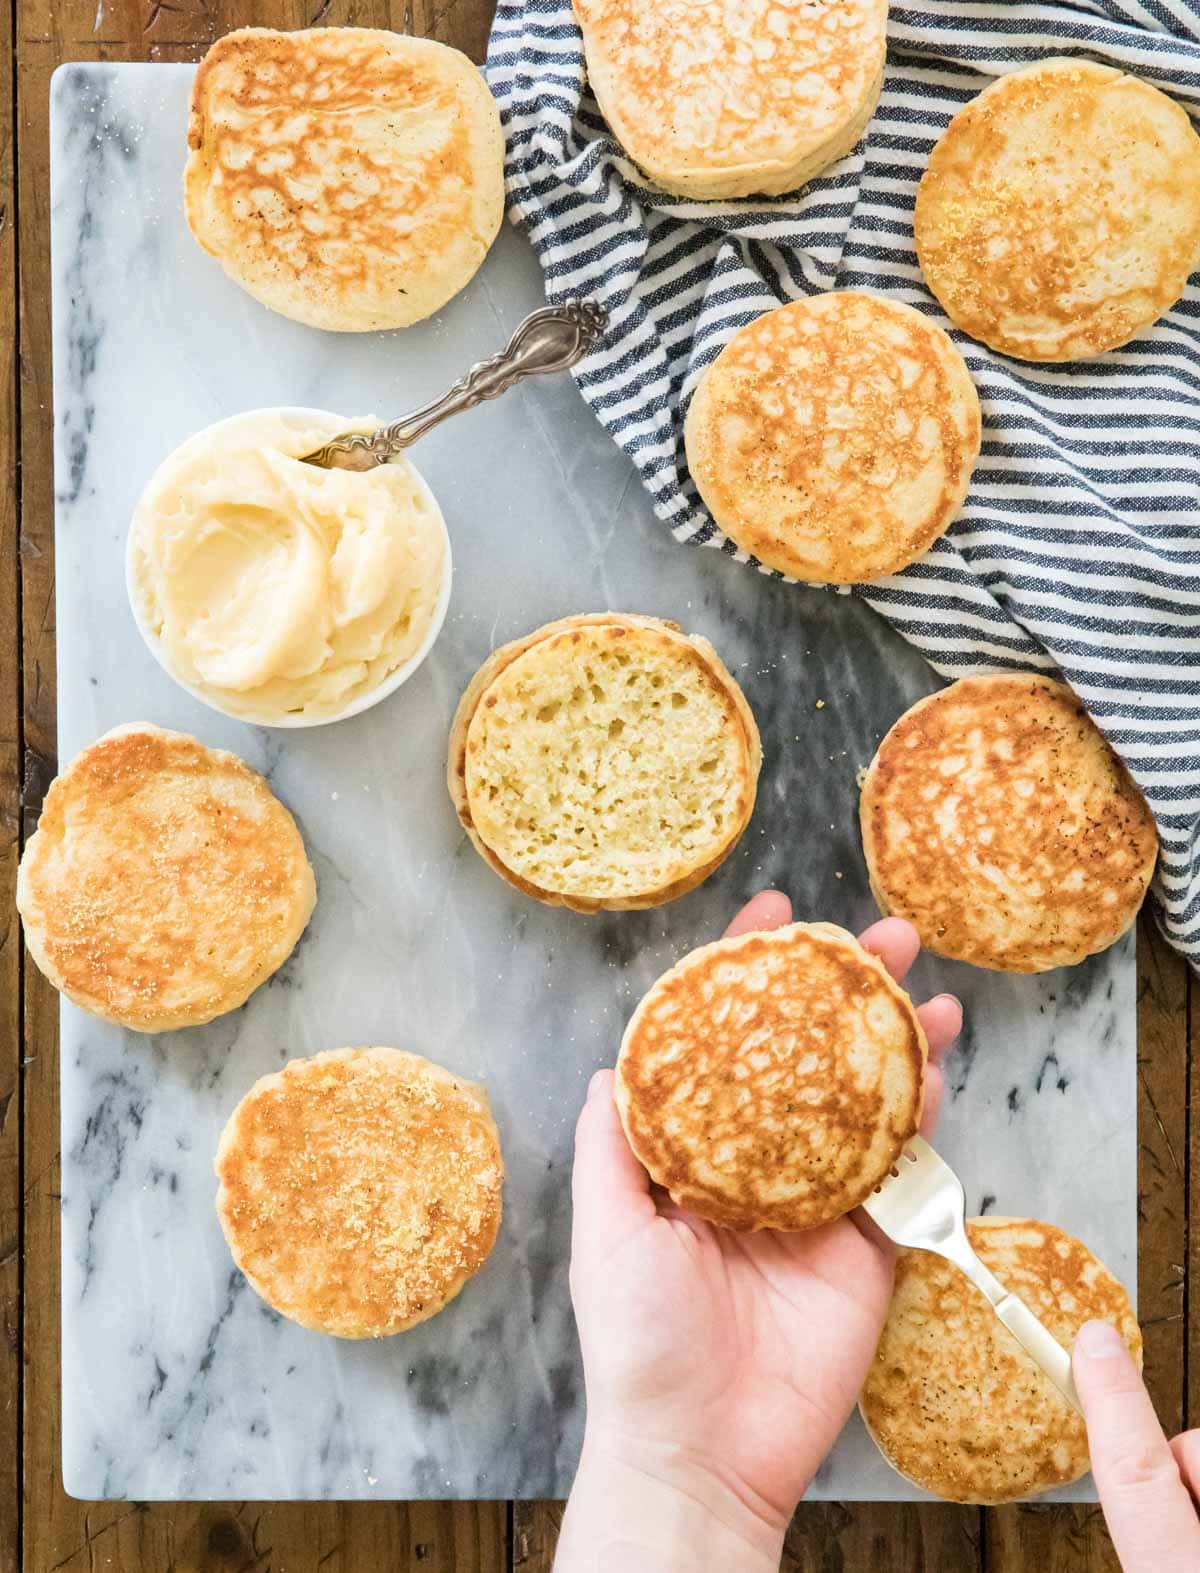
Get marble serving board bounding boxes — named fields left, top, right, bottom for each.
left=49, top=62, right=1134, bottom=1503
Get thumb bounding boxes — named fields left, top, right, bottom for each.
left=1073, top=1319, right=1200, bottom=1572
left=571, top=1070, right=655, bottom=1263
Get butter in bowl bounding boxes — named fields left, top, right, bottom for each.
left=126, top=407, right=452, bottom=727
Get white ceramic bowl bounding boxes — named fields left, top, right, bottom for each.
left=126, top=406, right=453, bottom=729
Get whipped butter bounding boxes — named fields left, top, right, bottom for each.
left=129, top=410, right=447, bottom=722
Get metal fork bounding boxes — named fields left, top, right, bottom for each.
left=859, top=1135, right=1082, bottom=1414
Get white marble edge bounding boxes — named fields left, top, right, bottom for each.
left=47, top=62, right=1135, bottom=1504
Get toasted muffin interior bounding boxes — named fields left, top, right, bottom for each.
left=461, top=620, right=758, bottom=906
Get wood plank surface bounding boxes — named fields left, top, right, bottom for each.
left=1134, top=919, right=1190, bottom=1438
left=512, top=1502, right=562, bottom=1571
left=5, top=1, right=1194, bottom=1570
left=0, top=0, right=22, bottom=1568
left=785, top=1504, right=982, bottom=1571
left=513, top=1500, right=986, bottom=1573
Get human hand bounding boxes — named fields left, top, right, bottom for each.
left=555, top=892, right=962, bottom=1572
left=1074, top=1320, right=1200, bottom=1571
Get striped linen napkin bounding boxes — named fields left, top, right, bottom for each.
left=484, top=0, right=1200, bottom=967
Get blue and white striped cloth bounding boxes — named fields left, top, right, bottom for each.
left=485, top=1, right=1200, bottom=966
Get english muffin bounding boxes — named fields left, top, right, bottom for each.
left=16, top=724, right=315, bottom=1032
left=915, top=58, right=1200, bottom=361
left=448, top=613, right=761, bottom=912
left=860, top=674, right=1157, bottom=972
left=185, top=28, right=504, bottom=331
left=574, top=0, right=887, bottom=199
left=215, top=1047, right=503, bottom=1338
left=685, top=294, right=981, bottom=583
left=861, top=1216, right=1141, bottom=1503
left=615, top=922, right=927, bottom=1231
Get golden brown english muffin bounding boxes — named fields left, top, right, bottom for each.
left=185, top=28, right=504, bottom=331
left=615, top=922, right=928, bottom=1231
left=216, top=1048, right=503, bottom=1338
left=860, top=674, right=1157, bottom=972
left=16, top=723, right=315, bottom=1032
left=684, top=293, right=981, bottom=583
left=574, top=0, right=887, bottom=199
left=915, top=58, right=1200, bottom=361
left=448, top=613, right=761, bottom=912
left=861, top=1216, right=1141, bottom=1503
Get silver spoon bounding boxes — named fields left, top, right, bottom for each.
left=300, top=300, right=609, bottom=472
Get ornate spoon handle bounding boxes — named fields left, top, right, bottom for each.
left=302, top=300, right=609, bottom=472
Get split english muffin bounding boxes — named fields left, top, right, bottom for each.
left=448, top=613, right=761, bottom=912
left=915, top=58, right=1200, bottom=361
left=860, top=674, right=1158, bottom=972
left=16, top=723, right=315, bottom=1032
left=684, top=293, right=981, bottom=583
left=215, top=1047, right=504, bottom=1338
left=615, top=922, right=927, bottom=1232
left=574, top=0, right=887, bottom=199
left=185, top=28, right=504, bottom=331
left=860, top=1216, right=1140, bottom=1503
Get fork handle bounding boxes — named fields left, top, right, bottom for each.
left=953, top=1248, right=1083, bottom=1415
left=992, top=1293, right=1082, bottom=1415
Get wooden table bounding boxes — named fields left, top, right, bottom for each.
left=0, top=4, right=1193, bottom=1568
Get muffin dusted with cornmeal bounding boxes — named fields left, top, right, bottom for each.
left=915, top=59, right=1200, bottom=360
left=16, top=724, right=315, bottom=1032
left=216, top=1048, right=503, bottom=1338
left=685, top=294, right=981, bottom=583
left=448, top=614, right=761, bottom=912
left=185, top=28, right=504, bottom=331
left=861, top=1217, right=1141, bottom=1503
left=575, top=0, right=887, bottom=199
left=616, top=923, right=927, bottom=1231
left=860, top=674, right=1158, bottom=972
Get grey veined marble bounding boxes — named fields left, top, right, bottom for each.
left=50, top=63, right=1134, bottom=1503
